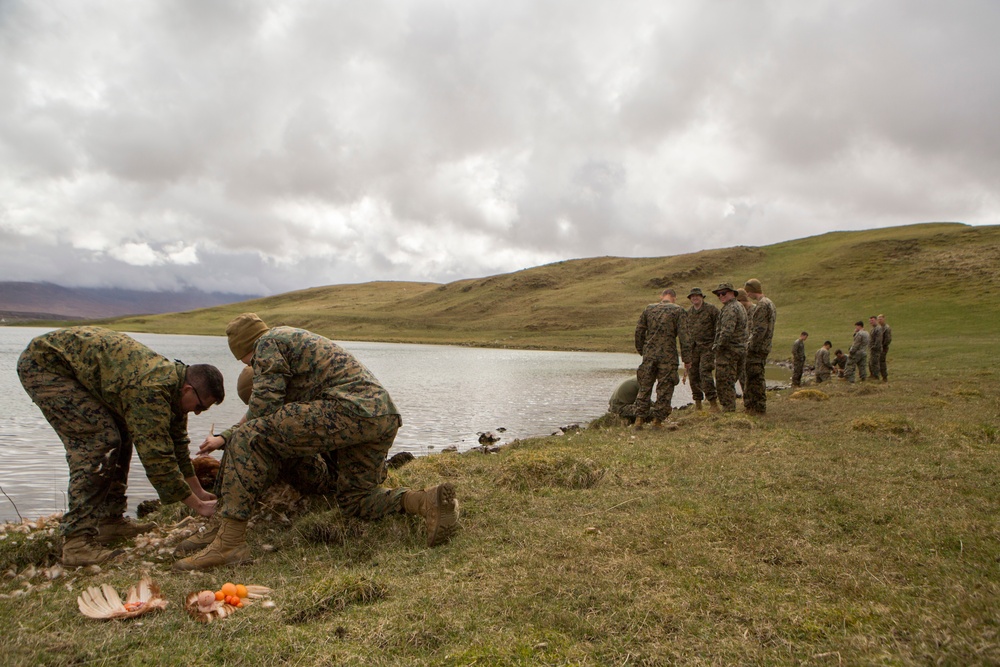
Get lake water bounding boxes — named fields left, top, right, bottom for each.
left=0, top=326, right=694, bottom=522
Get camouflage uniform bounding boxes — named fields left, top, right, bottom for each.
left=879, top=324, right=892, bottom=380
left=745, top=296, right=776, bottom=414
left=217, top=326, right=405, bottom=522
left=844, top=329, right=870, bottom=382
left=738, top=301, right=754, bottom=394
left=868, top=323, right=883, bottom=380
left=16, top=327, right=197, bottom=538
left=791, top=338, right=806, bottom=387
left=686, top=302, right=719, bottom=403
left=634, top=302, right=691, bottom=421
left=608, top=377, right=640, bottom=420
left=814, top=347, right=833, bottom=383
left=712, top=300, right=747, bottom=412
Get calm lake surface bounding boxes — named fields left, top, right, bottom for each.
left=0, top=326, right=694, bottom=522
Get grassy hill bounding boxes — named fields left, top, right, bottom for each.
left=101, top=222, right=999, bottom=372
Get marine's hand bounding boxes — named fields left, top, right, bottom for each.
left=182, top=494, right=217, bottom=518
left=198, top=434, right=225, bottom=456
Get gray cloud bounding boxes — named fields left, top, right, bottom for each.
left=1, top=0, right=996, bottom=295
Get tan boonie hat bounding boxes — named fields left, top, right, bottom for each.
left=226, top=313, right=269, bottom=360
left=687, top=287, right=705, bottom=299
left=236, top=365, right=254, bottom=405
left=712, top=282, right=737, bottom=296
left=744, top=278, right=763, bottom=294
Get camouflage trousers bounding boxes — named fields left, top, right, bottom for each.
left=218, top=402, right=405, bottom=522
left=689, top=345, right=717, bottom=402
left=744, top=355, right=768, bottom=414
left=844, top=351, right=868, bottom=382
left=714, top=347, right=744, bottom=412
left=791, top=359, right=805, bottom=387
left=615, top=403, right=638, bottom=420
left=815, top=368, right=831, bottom=383
left=635, top=356, right=679, bottom=421
left=878, top=349, right=889, bottom=381
left=868, top=349, right=881, bottom=379
left=17, top=350, right=131, bottom=538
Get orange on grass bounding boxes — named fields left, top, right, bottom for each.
left=221, top=582, right=237, bottom=597
left=235, top=584, right=248, bottom=599
left=214, top=591, right=225, bottom=601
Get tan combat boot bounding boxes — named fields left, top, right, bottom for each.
left=173, top=517, right=220, bottom=557
left=650, top=418, right=664, bottom=430
left=62, top=535, right=124, bottom=567
left=171, top=519, right=251, bottom=571
left=95, top=516, right=154, bottom=544
left=694, top=399, right=702, bottom=411
left=633, top=417, right=645, bottom=430
left=402, top=484, right=459, bottom=547
left=708, top=399, right=721, bottom=413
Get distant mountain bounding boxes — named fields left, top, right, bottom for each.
left=0, top=282, right=260, bottom=322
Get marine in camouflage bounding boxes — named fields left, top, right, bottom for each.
left=791, top=338, right=806, bottom=387
left=744, top=296, right=776, bottom=414
left=879, top=321, right=892, bottom=380
left=814, top=346, right=833, bottom=383
left=844, top=328, right=870, bottom=382
left=16, top=326, right=215, bottom=538
left=217, top=326, right=406, bottom=522
left=712, top=300, right=747, bottom=412
left=608, top=377, right=640, bottom=420
left=868, top=322, right=884, bottom=380
left=685, top=301, right=720, bottom=402
left=634, top=301, right=691, bottom=421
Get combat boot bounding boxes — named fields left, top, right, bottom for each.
left=694, top=399, right=702, bottom=411
left=95, top=516, right=154, bottom=544
left=650, top=418, right=664, bottom=430
left=62, top=535, right=124, bottom=567
left=402, top=484, right=460, bottom=547
left=633, top=417, right=645, bottom=430
left=173, top=517, right=220, bottom=556
left=171, top=519, right=251, bottom=571
left=708, top=399, right=721, bottom=413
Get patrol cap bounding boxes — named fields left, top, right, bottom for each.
left=226, top=312, right=270, bottom=360
left=711, top=282, right=737, bottom=296
left=744, top=278, right=763, bottom=294
left=236, top=365, right=254, bottom=405
left=687, top=287, right=705, bottom=299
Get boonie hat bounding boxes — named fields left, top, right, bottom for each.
left=712, top=282, right=737, bottom=296
left=226, top=313, right=270, bottom=360
left=687, top=287, right=705, bottom=299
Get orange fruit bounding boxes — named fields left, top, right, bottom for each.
left=214, top=591, right=225, bottom=601
left=221, top=582, right=237, bottom=597
left=235, top=584, right=248, bottom=599
left=236, top=600, right=244, bottom=608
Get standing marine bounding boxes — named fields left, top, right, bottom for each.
left=17, top=326, right=224, bottom=566
left=710, top=283, right=747, bottom=412
left=791, top=331, right=809, bottom=388
left=736, top=289, right=754, bottom=394
left=685, top=287, right=720, bottom=412
left=867, top=315, right=883, bottom=381
left=877, top=314, right=892, bottom=382
left=633, top=288, right=692, bottom=429
left=743, top=278, right=776, bottom=415
left=844, top=321, right=870, bottom=383
left=174, top=313, right=459, bottom=571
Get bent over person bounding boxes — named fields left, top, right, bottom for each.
left=633, top=289, right=691, bottom=429
left=17, top=326, right=223, bottom=566
left=174, top=313, right=459, bottom=571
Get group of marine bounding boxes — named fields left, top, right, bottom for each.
left=612, top=279, right=892, bottom=429
left=16, top=316, right=459, bottom=569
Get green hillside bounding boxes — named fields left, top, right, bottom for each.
left=103, top=222, right=998, bottom=372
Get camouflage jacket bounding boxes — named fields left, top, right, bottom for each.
left=247, top=326, right=399, bottom=421
left=609, top=377, right=639, bottom=414
left=685, top=303, right=720, bottom=348
left=25, top=326, right=195, bottom=504
left=747, top=296, right=776, bottom=358
left=814, top=347, right=832, bottom=373
left=792, top=338, right=806, bottom=363
left=869, top=324, right=883, bottom=352
left=850, top=329, right=870, bottom=355
left=635, top=302, right=691, bottom=363
left=881, top=324, right=892, bottom=350
left=713, top=300, right=747, bottom=352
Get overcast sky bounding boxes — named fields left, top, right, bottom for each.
left=1, top=1, right=997, bottom=296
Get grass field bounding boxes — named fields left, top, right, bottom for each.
left=2, top=222, right=999, bottom=665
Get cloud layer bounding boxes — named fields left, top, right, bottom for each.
left=2, top=0, right=997, bottom=294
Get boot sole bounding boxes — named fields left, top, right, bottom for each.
left=63, top=548, right=125, bottom=567
left=427, top=483, right=459, bottom=547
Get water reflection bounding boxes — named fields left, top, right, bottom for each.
left=0, top=327, right=692, bottom=521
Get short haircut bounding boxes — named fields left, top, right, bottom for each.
left=855, top=321, right=864, bottom=327
left=801, top=331, right=809, bottom=336
left=877, top=313, right=885, bottom=318
left=186, top=364, right=226, bottom=404
left=824, top=340, right=832, bottom=347
left=661, top=288, right=676, bottom=297
left=835, top=349, right=843, bottom=354
left=870, top=315, right=877, bottom=320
